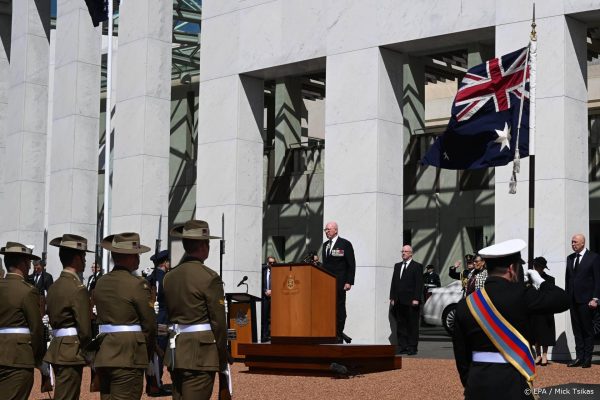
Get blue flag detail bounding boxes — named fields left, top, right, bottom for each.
left=421, top=47, right=530, bottom=170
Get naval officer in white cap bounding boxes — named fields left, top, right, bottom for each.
left=452, top=239, right=570, bottom=400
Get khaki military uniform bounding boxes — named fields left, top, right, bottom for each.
left=163, top=256, right=227, bottom=400
left=44, top=270, right=92, bottom=400
left=93, top=267, right=157, bottom=400
left=0, top=273, right=45, bottom=400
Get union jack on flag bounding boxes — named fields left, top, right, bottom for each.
left=421, top=47, right=530, bottom=170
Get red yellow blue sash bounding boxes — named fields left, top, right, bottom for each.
left=466, top=288, right=536, bottom=382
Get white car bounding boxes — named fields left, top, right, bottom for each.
left=422, top=280, right=463, bottom=335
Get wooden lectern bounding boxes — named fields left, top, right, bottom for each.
left=270, top=263, right=337, bottom=344
left=226, top=293, right=261, bottom=359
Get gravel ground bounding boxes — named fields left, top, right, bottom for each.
left=29, top=359, right=600, bottom=400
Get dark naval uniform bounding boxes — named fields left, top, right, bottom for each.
left=93, top=267, right=157, bottom=400
left=163, top=255, right=228, bottom=400
left=44, top=270, right=92, bottom=400
left=453, top=276, right=569, bottom=399
left=0, top=273, right=45, bottom=400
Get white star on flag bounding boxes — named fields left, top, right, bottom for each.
left=494, top=123, right=511, bottom=152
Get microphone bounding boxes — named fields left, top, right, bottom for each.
left=236, top=276, right=248, bottom=287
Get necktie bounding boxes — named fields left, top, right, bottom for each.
left=399, top=262, right=407, bottom=279
left=327, top=240, right=332, bottom=257
left=574, top=254, right=580, bottom=271
left=266, top=268, right=271, bottom=290
left=35, top=274, right=40, bottom=284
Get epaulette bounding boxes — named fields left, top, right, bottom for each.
left=22, top=280, right=35, bottom=289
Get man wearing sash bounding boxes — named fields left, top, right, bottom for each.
left=452, top=239, right=569, bottom=399
left=44, top=234, right=94, bottom=400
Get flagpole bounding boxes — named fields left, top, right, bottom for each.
left=102, top=0, right=114, bottom=275
left=527, top=5, right=537, bottom=266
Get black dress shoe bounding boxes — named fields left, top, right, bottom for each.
left=406, top=349, right=417, bottom=356
left=567, top=359, right=583, bottom=367
left=581, top=361, right=592, bottom=368
left=396, top=347, right=408, bottom=355
left=147, top=387, right=172, bottom=397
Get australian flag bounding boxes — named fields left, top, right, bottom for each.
left=85, top=0, right=109, bottom=27
left=421, top=47, right=530, bottom=170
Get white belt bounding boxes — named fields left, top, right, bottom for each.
left=53, top=327, right=78, bottom=337
left=99, top=324, right=142, bottom=334
left=0, top=327, right=31, bottom=334
left=472, top=351, right=508, bottom=363
left=171, top=323, right=211, bottom=333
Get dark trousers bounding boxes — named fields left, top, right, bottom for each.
left=394, top=303, right=420, bottom=351
left=53, top=364, right=83, bottom=400
left=261, top=297, right=271, bottom=342
left=99, top=367, right=144, bottom=400
left=0, top=367, right=33, bottom=400
left=570, top=302, right=595, bottom=362
left=465, top=362, right=533, bottom=400
left=172, top=369, right=215, bottom=400
left=336, top=287, right=347, bottom=338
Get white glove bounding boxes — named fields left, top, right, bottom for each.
left=92, top=305, right=97, bottom=315
left=42, top=314, right=49, bottom=326
left=525, top=269, right=544, bottom=289
left=154, top=301, right=159, bottom=314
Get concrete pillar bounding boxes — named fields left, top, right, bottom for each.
left=46, top=0, right=102, bottom=275
left=495, top=16, right=588, bottom=360
left=195, top=75, right=264, bottom=296
left=3, top=0, right=49, bottom=250
left=274, top=77, right=302, bottom=176
left=111, top=0, right=172, bottom=266
left=0, top=6, right=10, bottom=245
left=324, top=47, right=404, bottom=344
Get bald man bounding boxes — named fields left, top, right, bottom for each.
left=565, top=234, right=600, bottom=368
left=322, top=221, right=356, bottom=343
left=389, top=245, right=424, bottom=355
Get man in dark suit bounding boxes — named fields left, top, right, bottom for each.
left=261, top=256, right=275, bottom=342
left=28, top=259, right=54, bottom=295
left=389, top=245, right=424, bottom=355
left=322, top=221, right=356, bottom=342
left=86, top=261, right=102, bottom=292
left=565, top=233, right=600, bottom=368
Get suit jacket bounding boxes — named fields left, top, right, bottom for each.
left=453, top=277, right=569, bottom=395
left=87, top=272, right=102, bottom=292
left=163, top=256, right=227, bottom=372
left=389, top=260, right=424, bottom=305
left=565, top=249, right=600, bottom=304
left=93, top=267, right=156, bottom=369
left=28, top=270, right=54, bottom=294
left=261, top=265, right=271, bottom=299
left=0, top=273, right=45, bottom=368
left=321, top=237, right=356, bottom=287
left=44, top=270, right=92, bottom=366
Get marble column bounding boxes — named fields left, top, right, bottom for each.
left=195, top=75, right=264, bottom=296
left=495, top=15, right=588, bottom=360
left=324, top=47, right=404, bottom=344
left=46, top=0, right=102, bottom=273
left=111, top=0, right=172, bottom=266
left=3, top=0, right=49, bottom=251
left=0, top=8, right=10, bottom=245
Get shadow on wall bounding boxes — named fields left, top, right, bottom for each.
left=551, top=332, right=572, bottom=361
left=388, top=306, right=397, bottom=345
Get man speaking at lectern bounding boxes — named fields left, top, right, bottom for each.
left=322, top=221, right=356, bottom=343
